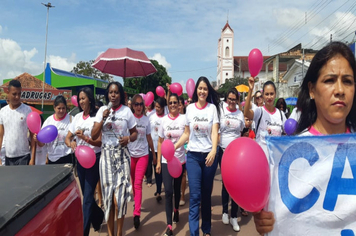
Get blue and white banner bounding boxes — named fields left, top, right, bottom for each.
left=266, top=134, right=356, bottom=236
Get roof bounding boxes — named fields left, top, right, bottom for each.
left=233, top=56, right=288, bottom=72
left=222, top=21, right=233, bottom=32
left=51, top=67, right=107, bottom=83
left=2, top=73, right=57, bottom=89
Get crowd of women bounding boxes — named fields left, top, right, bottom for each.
left=0, top=41, right=354, bottom=236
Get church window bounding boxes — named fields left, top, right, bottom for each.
left=225, top=47, right=230, bottom=57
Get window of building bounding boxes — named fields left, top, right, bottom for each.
left=225, top=47, right=230, bottom=57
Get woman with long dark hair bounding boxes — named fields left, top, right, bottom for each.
left=91, top=81, right=138, bottom=236
left=244, top=80, right=287, bottom=156
left=253, top=41, right=356, bottom=234
left=156, top=93, right=186, bottom=236
left=174, top=76, right=220, bottom=236
left=65, top=87, right=103, bottom=235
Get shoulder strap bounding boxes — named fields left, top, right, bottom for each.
left=255, top=107, right=263, bottom=135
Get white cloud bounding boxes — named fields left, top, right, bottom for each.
left=150, top=53, right=171, bottom=70
left=48, top=53, right=77, bottom=72
left=0, top=38, right=41, bottom=82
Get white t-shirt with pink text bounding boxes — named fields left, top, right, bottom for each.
left=43, top=113, right=72, bottom=162
left=158, top=114, right=186, bottom=164
left=186, top=103, right=219, bottom=153
left=254, top=106, right=286, bottom=156
left=69, top=112, right=101, bottom=154
left=149, top=112, right=165, bottom=152
left=219, top=105, right=244, bottom=149
left=94, top=105, right=136, bottom=146
left=128, top=114, right=151, bottom=158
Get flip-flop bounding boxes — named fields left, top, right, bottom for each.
left=241, top=211, right=249, bottom=217
left=147, top=183, right=152, bottom=187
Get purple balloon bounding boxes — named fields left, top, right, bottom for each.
left=37, top=125, right=58, bottom=143
left=284, top=118, right=298, bottom=135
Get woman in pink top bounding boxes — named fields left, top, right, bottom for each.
left=253, top=41, right=356, bottom=234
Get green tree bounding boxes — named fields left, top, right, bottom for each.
left=124, top=60, right=172, bottom=96
left=217, top=76, right=248, bottom=95
left=71, top=60, right=113, bottom=81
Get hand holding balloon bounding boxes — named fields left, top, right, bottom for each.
left=27, top=112, right=41, bottom=134
left=221, top=137, right=270, bottom=212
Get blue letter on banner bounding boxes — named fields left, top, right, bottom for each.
left=324, top=143, right=356, bottom=211
left=279, top=142, right=320, bottom=214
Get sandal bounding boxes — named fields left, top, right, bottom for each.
left=147, top=183, right=152, bottom=187
left=241, top=211, right=249, bottom=217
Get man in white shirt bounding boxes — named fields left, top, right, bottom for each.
left=0, top=80, right=35, bottom=165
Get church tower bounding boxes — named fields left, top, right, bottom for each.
left=217, top=21, right=234, bottom=87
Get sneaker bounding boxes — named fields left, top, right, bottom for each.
left=164, top=226, right=173, bottom=236
left=222, top=213, right=229, bottom=225
left=133, top=215, right=140, bottom=229
left=230, top=217, right=240, bottom=232
left=173, top=211, right=179, bottom=223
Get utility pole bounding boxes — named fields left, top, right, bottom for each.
left=41, top=2, right=55, bottom=111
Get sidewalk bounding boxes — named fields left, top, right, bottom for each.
left=89, top=167, right=260, bottom=236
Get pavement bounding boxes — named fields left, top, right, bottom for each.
left=88, top=167, right=260, bottom=236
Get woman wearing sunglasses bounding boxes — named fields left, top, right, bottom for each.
left=218, top=88, right=245, bottom=232
left=156, top=93, right=186, bottom=236
left=128, top=94, right=156, bottom=230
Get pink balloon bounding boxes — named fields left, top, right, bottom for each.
left=156, top=86, right=165, bottom=97
left=248, top=48, right=264, bottom=77
left=71, top=95, right=78, bottom=107
left=241, top=101, right=246, bottom=107
left=27, top=111, right=41, bottom=134
left=186, top=78, right=195, bottom=99
left=161, top=139, right=175, bottom=162
left=221, top=137, right=270, bottom=212
left=145, top=91, right=154, bottom=106
left=170, top=83, right=183, bottom=96
left=167, top=157, right=182, bottom=178
left=75, top=145, right=96, bottom=169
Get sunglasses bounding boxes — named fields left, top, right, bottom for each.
left=256, top=96, right=262, bottom=99
left=134, top=102, right=144, bottom=107
left=227, top=98, right=237, bottom=102
left=169, top=101, right=178, bottom=105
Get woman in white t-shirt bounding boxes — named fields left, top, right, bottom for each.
left=244, top=79, right=286, bottom=157
left=156, top=93, right=186, bottom=236
left=128, top=94, right=156, bottom=230
left=65, top=87, right=103, bottom=236
left=37, top=95, right=72, bottom=164
left=91, top=82, right=138, bottom=236
left=218, top=88, right=245, bottom=232
left=146, top=97, right=166, bottom=200
left=253, top=41, right=356, bottom=234
left=174, top=76, right=221, bottom=236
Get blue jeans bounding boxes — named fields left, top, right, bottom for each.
left=77, top=152, right=103, bottom=236
left=217, top=146, right=239, bottom=218
left=186, top=151, right=218, bottom=236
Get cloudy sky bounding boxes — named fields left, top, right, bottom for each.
left=0, top=0, right=355, bottom=88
